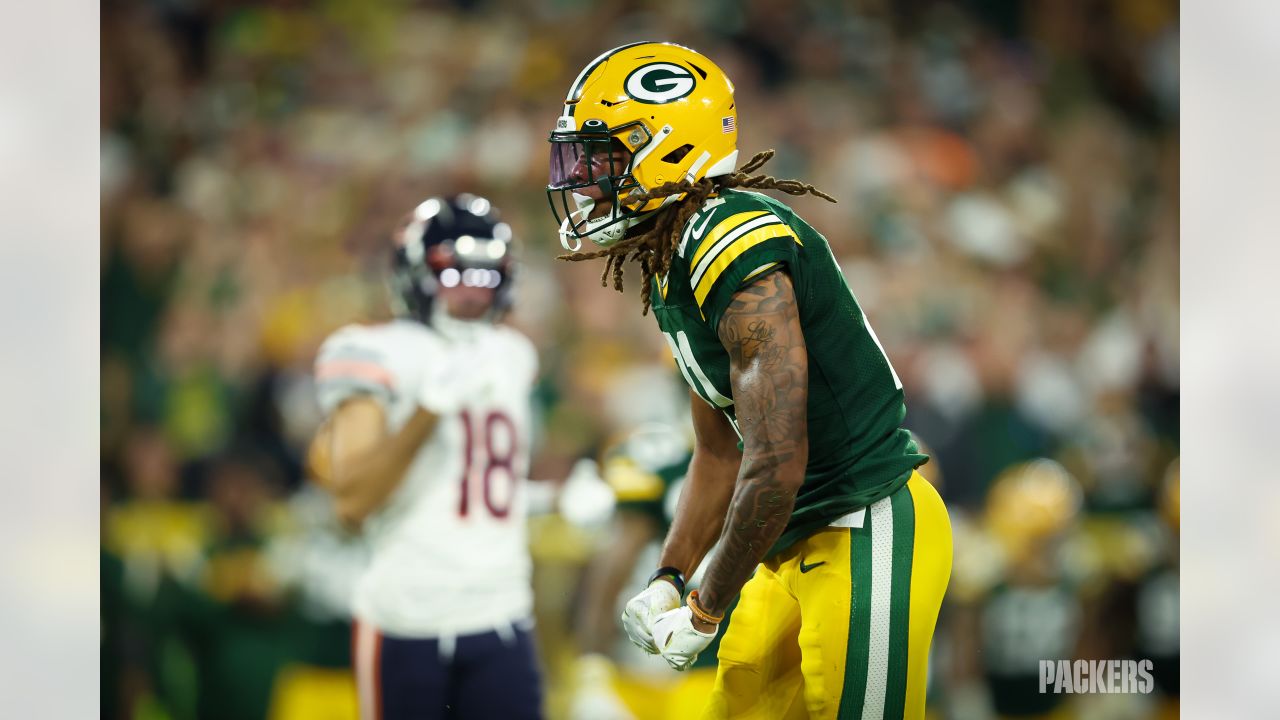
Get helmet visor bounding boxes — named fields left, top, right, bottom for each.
left=548, top=136, right=632, bottom=190
left=547, top=121, right=653, bottom=245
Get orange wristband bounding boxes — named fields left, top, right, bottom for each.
left=687, top=590, right=724, bottom=625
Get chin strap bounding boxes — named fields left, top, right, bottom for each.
left=558, top=217, right=584, bottom=252
left=557, top=189, right=681, bottom=253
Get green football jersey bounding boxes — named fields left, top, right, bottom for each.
left=649, top=188, right=927, bottom=557
left=602, top=423, right=691, bottom=531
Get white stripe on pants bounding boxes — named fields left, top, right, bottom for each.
left=863, top=495, right=895, bottom=719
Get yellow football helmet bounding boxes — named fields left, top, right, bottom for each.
left=548, top=42, right=739, bottom=250
left=986, top=458, right=1083, bottom=555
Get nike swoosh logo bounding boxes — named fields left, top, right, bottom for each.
left=689, top=211, right=717, bottom=240
left=799, top=560, right=826, bottom=574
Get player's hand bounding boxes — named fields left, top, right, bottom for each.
left=620, top=579, right=681, bottom=653
left=652, top=605, right=717, bottom=671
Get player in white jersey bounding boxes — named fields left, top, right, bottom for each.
left=311, top=195, right=543, bottom=720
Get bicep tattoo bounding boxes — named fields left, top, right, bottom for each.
left=698, top=270, right=809, bottom=614
left=718, top=270, right=808, bottom=462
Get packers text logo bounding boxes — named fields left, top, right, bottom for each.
left=624, top=63, right=696, bottom=104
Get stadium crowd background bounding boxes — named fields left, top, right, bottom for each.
left=100, top=0, right=1179, bottom=718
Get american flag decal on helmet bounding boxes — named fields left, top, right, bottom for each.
left=722, top=116, right=735, bottom=133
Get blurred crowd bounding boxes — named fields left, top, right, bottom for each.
left=101, top=0, right=1179, bottom=718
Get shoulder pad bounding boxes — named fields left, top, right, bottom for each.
left=314, top=324, right=401, bottom=414
left=678, top=192, right=769, bottom=259
left=490, top=326, right=539, bottom=382
left=679, top=192, right=788, bottom=263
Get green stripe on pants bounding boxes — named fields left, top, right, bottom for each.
left=839, top=521, right=873, bottom=719
left=882, top=487, right=915, bottom=718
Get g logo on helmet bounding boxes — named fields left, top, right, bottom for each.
left=624, top=62, right=696, bottom=104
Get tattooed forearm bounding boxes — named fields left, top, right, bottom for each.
left=698, top=270, right=809, bottom=616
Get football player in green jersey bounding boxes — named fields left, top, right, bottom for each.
left=547, top=42, right=953, bottom=720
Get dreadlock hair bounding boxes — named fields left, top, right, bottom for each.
left=557, top=149, right=837, bottom=315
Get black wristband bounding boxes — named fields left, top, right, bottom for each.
left=647, top=566, right=686, bottom=597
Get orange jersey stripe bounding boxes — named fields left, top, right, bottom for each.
left=316, top=360, right=394, bottom=389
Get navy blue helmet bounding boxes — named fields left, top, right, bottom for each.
left=390, top=194, right=516, bottom=323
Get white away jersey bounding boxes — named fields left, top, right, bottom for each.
left=315, top=319, right=538, bottom=637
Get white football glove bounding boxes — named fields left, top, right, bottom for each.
left=652, top=605, right=717, bottom=671
left=620, top=579, right=681, bottom=654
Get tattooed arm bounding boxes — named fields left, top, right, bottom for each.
left=693, top=269, right=809, bottom=625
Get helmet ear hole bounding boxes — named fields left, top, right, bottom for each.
left=660, top=144, right=695, bottom=165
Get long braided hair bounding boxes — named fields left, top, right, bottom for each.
left=557, top=150, right=837, bottom=315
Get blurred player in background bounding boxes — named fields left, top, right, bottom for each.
left=310, top=195, right=543, bottom=719
left=948, top=459, right=1088, bottom=720
left=571, top=423, right=735, bottom=720
left=548, top=42, right=952, bottom=719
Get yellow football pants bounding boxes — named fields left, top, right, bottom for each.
left=701, top=472, right=952, bottom=720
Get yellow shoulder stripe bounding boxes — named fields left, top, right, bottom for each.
left=694, top=224, right=799, bottom=306
left=689, top=210, right=771, bottom=268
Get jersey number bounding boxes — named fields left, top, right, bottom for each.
left=663, top=330, right=732, bottom=408
left=663, top=312, right=900, bottom=430
left=663, top=330, right=741, bottom=438
left=457, top=410, right=519, bottom=518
